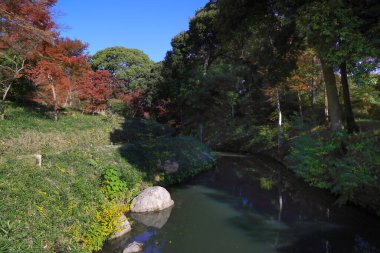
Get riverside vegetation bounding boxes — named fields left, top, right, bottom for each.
left=1, top=0, right=380, bottom=252
left=0, top=102, right=214, bottom=252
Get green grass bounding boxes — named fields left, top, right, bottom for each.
left=0, top=102, right=215, bottom=252
left=0, top=103, right=145, bottom=252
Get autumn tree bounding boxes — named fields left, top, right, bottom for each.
left=77, top=70, right=113, bottom=114
left=0, top=0, right=56, bottom=119
left=28, top=59, right=69, bottom=120
left=53, top=38, right=90, bottom=107
left=286, top=50, right=323, bottom=121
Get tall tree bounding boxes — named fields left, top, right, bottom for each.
left=90, top=47, right=153, bottom=91
left=27, top=38, right=88, bottom=119
left=28, top=59, right=70, bottom=120
left=296, top=0, right=379, bottom=132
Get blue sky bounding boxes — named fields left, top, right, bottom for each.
left=54, top=0, right=209, bottom=62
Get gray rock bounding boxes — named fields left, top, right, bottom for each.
left=163, top=160, right=179, bottom=174
left=131, top=205, right=173, bottom=228
left=131, top=186, right=174, bottom=213
left=123, top=241, right=143, bottom=253
left=110, top=214, right=131, bottom=239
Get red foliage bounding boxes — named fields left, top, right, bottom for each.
left=0, top=0, right=57, bottom=58
left=119, top=90, right=145, bottom=117
left=77, top=70, right=114, bottom=113
left=155, top=98, right=171, bottom=118
left=26, top=37, right=91, bottom=110
left=28, top=60, right=70, bottom=113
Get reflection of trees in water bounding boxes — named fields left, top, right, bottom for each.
left=103, top=155, right=380, bottom=253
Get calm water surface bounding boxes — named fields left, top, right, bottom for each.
left=101, top=153, right=380, bottom=253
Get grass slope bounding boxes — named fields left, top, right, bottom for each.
left=0, top=103, right=145, bottom=252
left=0, top=102, right=214, bottom=252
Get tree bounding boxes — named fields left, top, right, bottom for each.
left=0, top=0, right=56, bottom=119
left=53, top=38, right=90, bottom=107
left=77, top=70, right=113, bottom=114
left=295, top=0, right=378, bottom=132
left=90, top=47, right=153, bottom=91
left=28, top=59, right=70, bottom=120
left=188, top=2, right=221, bottom=74
left=286, top=50, right=323, bottom=121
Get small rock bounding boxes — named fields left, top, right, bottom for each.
left=163, top=160, right=179, bottom=174
left=110, top=214, right=131, bottom=239
left=131, top=186, right=174, bottom=213
left=123, top=241, right=143, bottom=253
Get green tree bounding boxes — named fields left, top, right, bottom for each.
left=296, top=0, right=379, bottom=132
left=90, top=47, right=153, bottom=90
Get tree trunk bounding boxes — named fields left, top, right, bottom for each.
left=0, top=101, right=4, bottom=120
left=199, top=123, right=204, bottom=143
left=311, top=56, right=317, bottom=108
left=203, top=54, right=210, bottom=76
left=50, top=84, right=58, bottom=121
left=297, top=91, right=303, bottom=120
left=277, top=89, right=283, bottom=152
left=320, top=59, right=342, bottom=131
left=340, top=62, right=359, bottom=133
left=324, top=82, right=329, bottom=123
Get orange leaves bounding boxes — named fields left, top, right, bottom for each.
left=286, top=50, right=322, bottom=92
left=288, top=75, right=311, bottom=91
left=0, top=0, right=57, bottom=57
left=26, top=37, right=91, bottom=111
left=76, top=70, right=114, bottom=113
left=28, top=60, right=70, bottom=109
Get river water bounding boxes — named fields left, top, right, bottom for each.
left=101, top=153, right=380, bottom=253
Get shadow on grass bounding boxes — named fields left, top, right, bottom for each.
left=5, top=98, right=68, bottom=120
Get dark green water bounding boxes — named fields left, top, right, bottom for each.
left=101, top=153, right=380, bottom=253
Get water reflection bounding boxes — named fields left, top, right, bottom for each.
left=131, top=206, right=173, bottom=229
left=101, top=154, right=380, bottom=253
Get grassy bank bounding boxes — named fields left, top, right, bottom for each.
left=0, top=102, right=214, bottom=252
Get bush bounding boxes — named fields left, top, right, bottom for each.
left=285, top=129, right=380, bottom=204
left=111, top=118, right=215, bottom=185
left=120, top=136, right=215, bottom=185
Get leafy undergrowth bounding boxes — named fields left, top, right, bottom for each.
left=202, top=118, right=281, bottom=154
left=111, top=118, right=216, bottom=185
left=285, top=119, right=380, bottom=213
left=0, top=103, right=145, bottom=252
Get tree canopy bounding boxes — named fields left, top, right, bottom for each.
left=90, top=46, right=154, bottom=90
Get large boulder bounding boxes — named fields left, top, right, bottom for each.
left=130, top=186, right=174, bottom=212
left=110, top=214, right=131, bottom=239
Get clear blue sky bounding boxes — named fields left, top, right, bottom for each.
left=53, top=0, right=209, bottom=62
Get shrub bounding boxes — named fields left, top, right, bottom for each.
left=285, top=130, right=380, bottom=204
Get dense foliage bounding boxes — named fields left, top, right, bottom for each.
left=147, top=0, right=380, bottom=210
left=1, top=0, right=380, bottom=251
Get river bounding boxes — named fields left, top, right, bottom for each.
left=101, top=153, right=380, bottom=253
